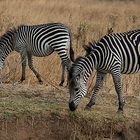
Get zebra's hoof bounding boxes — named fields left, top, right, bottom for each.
left=117, top=109, right=124, bottom=114
left=84, top=105, right=92, bottom=111
left=59, top=83, right=63, bottom=86
left=13, top=81, right=22, bottom=86
left=39, top=81, right=43, bottom=85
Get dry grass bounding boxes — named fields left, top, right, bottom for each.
left=0, top=0, right=140, bottom=95
left=0, top=84, right=139, bottom=139
left=0, top=1, right=140, bottom=139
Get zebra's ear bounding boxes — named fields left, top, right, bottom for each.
left=82, top=44, right=88, bottom=50
left=88, top=42, right=93, bottom=47
left=83, top=44, right=93, bottom=55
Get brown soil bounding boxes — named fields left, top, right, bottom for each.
left=0, top=84, right=139, bottom=140
left=0, top=114, right=139, bottom=140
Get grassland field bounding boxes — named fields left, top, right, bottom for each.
left=0, top=0, right=140, bottom=139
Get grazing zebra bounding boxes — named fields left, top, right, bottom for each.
left=68, top=29, right=140, bottom=113
left=0, top=23, right=74, bottom=86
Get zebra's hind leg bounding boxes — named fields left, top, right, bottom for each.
left=112, top=71, right=125, bottom=113
left=27, top=52, right=43, bottom=84
left=85, top=72, right=106, bottom=111
left=59, top=63, right=65, bottom=86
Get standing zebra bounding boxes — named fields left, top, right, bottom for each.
left=0, top=23, right=74, bottom=86
left=68, top=29, right=140, bottom=113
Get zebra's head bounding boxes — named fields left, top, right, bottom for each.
left=68, top=57, right=87, bottom=111
left=0, top=29, right=15, bottom=69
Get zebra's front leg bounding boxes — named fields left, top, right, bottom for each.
left=13, top=54, right=27, bottom=85
left=27, top=52, right=43, bottom=84
left=112, top=71, right=125, bottom=113
left=54, top=47, right=71, bottom=86
left=59, top=63, right=65, bottom=86
left=85, top=72, right=106, bottom=111
left=20, top=56, right=27, bottom=83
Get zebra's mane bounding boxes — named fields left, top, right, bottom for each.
left=83, top=41, right=97, bottom=55
left=17, top=24, right=26, bottom=28
left=74, top=56, right=84, bottom=64
left=0, top=27, right=17, bottom=40
left=70, top=41, right=97, bottom=77
left=70, top=41, right=97, bottom=74
left=17, top=23, right=67, bottom=29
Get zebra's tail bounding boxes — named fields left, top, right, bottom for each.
left=70, top=44, right=74, bottom=62
left=69, top=31, right=74, bottom=62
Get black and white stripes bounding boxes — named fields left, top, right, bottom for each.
left=68, top=29, right=140, bottom=112
left=0, top=23, right=74, bottom=85
left=0, top=29, right=15, bottom=69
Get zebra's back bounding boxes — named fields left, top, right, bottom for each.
left=98, top=29, right=140, bottom=74
left=15, top=23, right=71, bottom=57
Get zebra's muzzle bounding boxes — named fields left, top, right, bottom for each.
left=69, top=101, right=77, bottom=111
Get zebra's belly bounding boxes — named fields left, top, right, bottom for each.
left=31, top=45, right=54, bottom=57
left=121, top=62, right=140, bottom=74
left=32, top=50, right=54, bottom=57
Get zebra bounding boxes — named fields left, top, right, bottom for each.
left=0, top=23, right=74, bottom=86
left=68, top=29, right=140, bottom=113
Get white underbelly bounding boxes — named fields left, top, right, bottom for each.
left=31, top=44, right=54, bottom=57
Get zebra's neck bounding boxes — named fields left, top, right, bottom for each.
left=77, top=52, right=99, bottom=84
left=0, top=29, right=15, bottom=51
left=0, top=29, right=15, bottom=68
